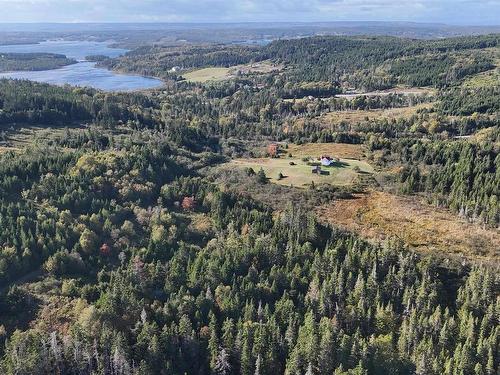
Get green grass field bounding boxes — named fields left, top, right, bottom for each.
left=462, top=68, right=500, bottom=88
left=227, top=156, right=374, bottom=188
left=462, top=49, right=500, bottom=88
left=182, top=67, right=231, bottom=83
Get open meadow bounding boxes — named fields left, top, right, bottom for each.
left=182, top=67, right=231, bottom=82
left=317, top=191, right=500, bottom=261
left=224, top=143, right=374, bottom=188
left=182, top=60, right=281, bottom=82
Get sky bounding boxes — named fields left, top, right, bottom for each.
left=1, top=0, right=499, bottom=25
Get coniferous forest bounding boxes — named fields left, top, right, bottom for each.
left=0, top=29, right=498, bottom=375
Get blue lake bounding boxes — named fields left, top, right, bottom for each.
left=0, top=40, right=164, bottom=91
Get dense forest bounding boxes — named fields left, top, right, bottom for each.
left=0, top=79, right=157, bottom=127
left=0, top=32, right=498, bottom=375
left=397, top=140, right=499, bottom=225
left=0, top=141, right=498, bottom=375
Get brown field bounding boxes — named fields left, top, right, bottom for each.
left=462, top=69, right=500, bottom=88
left=291, top=103, right=433, bottom=130
left=8, top=126, right=64, bottom=147
left=1, top=125, right=88, bottom=149
left=183, top=60, right=282, bottom=82
left=285, top=142, right=366, bottom=159
left=317, top=191, right=500, bottom=260
left=335, top=86, right=436, bottom=99
left=284, top=87, right=435, bottom=104
left=320, top=103, right=432, bottom=124
left=0, top=146, right=20, bottom=153
left=233, top=60, right=283, bottom=75
left=182, top=67, right=231, bottom=83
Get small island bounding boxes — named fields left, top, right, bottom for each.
left=0, top=52, right=77, bottom=72
left=85, top=54, right=110, bottom=62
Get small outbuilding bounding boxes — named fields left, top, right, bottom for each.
left=312, top=165, right=321, bottom=174
left=312, top=165, right=331, bottom=175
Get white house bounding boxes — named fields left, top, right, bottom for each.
left=321, top=157, right=332, bottom=166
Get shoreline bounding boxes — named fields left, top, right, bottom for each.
left=0, top=40, right=164, bottom=92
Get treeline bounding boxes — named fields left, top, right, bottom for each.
left=262, top=34, right=499, bottom=90
left=157, top=80, right=433, bottom=145
left=438, top=86, right=500, bottom=116
left=0, top=79, right=157, bottom=127
left=101, top=45, right=268, bottom=80
left=101, top=34, right=499, bottom=91
left=0, top=53, right=76, bottom=72
left=397, top=140, right=499, bottom=226
left=387, top=53, right=494, bottom=87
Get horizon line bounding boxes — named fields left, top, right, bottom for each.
left=0, top=20, right=499, bottom=27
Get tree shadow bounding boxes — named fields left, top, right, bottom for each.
left=0, top=285, right=44, bottom=333
left=330, top=161, right=349, bottom=168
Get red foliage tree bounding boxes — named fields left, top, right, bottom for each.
left=267, top=143, right=278, bottom=158
left=100, top=243, right=112, bottom=256
left=181, top=196, right=196, bottom=211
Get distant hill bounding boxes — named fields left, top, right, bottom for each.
left=0, top=21, right=499, bottom=48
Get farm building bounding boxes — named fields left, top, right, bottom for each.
left=321, top=157, right=332, bottom=166
left=319, top=155, right=339, bottom=166
left=312, top=166, right=330, bottom=175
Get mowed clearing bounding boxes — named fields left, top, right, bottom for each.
left=226, top=143, right=373, bottom=188
left=229, top=157, right=373, bottom=187
left=182, top=61, right=282, bottom=83
left=317, top=191, right=500, bottom=260
left=182, top=67, right=231, bottom=83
